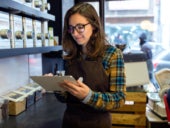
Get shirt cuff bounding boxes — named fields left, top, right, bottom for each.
left=82, top=89, right=92, bottom=103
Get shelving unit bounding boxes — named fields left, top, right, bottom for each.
left=0, top=0, right=63, bottom=59
left=0, top=1, right=63, bottom=97
left=0, top=0, right=55, bottom=21
left=0, top=0, right=64, bottom=121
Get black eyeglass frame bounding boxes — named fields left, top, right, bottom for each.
left=68, top=23, right=90, bottom=34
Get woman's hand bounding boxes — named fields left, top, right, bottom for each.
left=60, top=78, right=90, bottom=100
left=44, top=73, right=54, bottom=76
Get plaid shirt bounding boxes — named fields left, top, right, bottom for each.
left=84, top=45, right=126, bottom=110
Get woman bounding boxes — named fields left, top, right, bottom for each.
left=56, top=2, right=126, bottom=128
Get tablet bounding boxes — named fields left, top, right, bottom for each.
left=30, top=75, right=77, bottom=92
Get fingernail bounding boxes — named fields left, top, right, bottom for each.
left=78, top=77, right=83, bottom=82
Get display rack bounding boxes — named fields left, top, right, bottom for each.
left=0, top=0, right=62, bottom=58
left=0, top=0, right=55, bottom=21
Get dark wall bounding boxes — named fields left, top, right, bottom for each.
left=48, top=0, right=62, bottom=44
left=42, top=50, right=64, bottom=75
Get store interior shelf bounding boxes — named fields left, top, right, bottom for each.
left=0, top=45, right=62, bottom=58
left=0, top=0, right=55, bottom=21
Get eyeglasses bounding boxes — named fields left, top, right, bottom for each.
left=68, top=23, right=90, bottom=34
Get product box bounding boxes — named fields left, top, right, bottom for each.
left=41, top=0, right=51, bottom=13
left=22, top=17, right=34, bottom=48
left=13, top=14, right=24, bottom=48
left=1, top=92, right=26, bottom=116
left=32, top=0, right=42, bottom=11
left=48, top=27, right=54, bottom=46
left=25, top=83, right=43, bottom=101
left=14, top=87, right=35, bottom=108
left=0, top=11, right=11, bottom=49
left=41, top=21, right=49, bottom=46
left=33, top=20, right=43, bottom=47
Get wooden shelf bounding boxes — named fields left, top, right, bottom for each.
left=0, top=0, right=55, bottom=21
left=0, top=45, right=62, bottom=58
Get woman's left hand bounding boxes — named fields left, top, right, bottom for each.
left=59, top=78, right=90, bottom=100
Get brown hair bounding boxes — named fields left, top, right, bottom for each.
left=62, top=2, right=107, bottom=60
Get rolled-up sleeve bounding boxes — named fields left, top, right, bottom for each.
left=82, top=46, right=126, bottom=111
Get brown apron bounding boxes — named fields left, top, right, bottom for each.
left=62, top=57, right=112, bottom=128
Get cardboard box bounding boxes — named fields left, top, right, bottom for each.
left=1, top=92, right=26, bottom=116
left=14, top=87, right=35, bottom=108
left=26, top=83, right=43, bottom=101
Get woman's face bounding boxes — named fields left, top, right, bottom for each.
left=68, top=13, right=93, bottom=47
